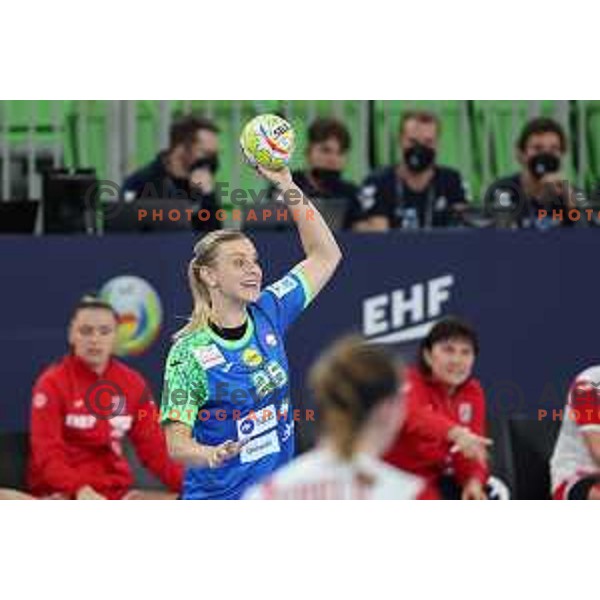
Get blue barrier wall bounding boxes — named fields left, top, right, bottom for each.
left=1, top=230, right=598, bottom=437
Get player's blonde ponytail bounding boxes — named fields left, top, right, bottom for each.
left=174, top=230, right=249, bottom=339
left=309, top=336, right=400, bottom=460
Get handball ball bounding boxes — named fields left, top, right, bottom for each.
left=240, top=114, right=295, bottom=171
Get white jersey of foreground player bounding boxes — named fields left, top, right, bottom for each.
left=550, top=365, right=600, bottom=492
left=243, top=446, right=425, bottom=500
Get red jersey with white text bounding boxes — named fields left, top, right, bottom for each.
left=243, top=446, right=428, bottom=499
left=28, top=354, right=183, bottom=499
left=383, top=366, right=488, bottom=487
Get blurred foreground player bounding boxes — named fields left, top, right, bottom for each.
left=384, top=318, right=499, bottom=500
left=550, top=366, right=600, bottom=500
left=0, top=296, right=183, bottom=500
left=244, top=336, right=430, bottom=499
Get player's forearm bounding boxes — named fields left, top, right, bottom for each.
left=279, top=181, right=342, bottom=266
left=165, top=425, right=213, bottom=467
left=170, top=439, right=214, bottom=467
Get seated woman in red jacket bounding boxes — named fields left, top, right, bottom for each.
left=384, top=317, right=495, bottom=500
left=0, top=295, right=183, bottom=500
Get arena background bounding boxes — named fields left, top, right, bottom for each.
left=1, top=99, right=598, bottom=499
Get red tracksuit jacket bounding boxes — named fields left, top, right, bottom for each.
left=384, top=366, right=488, bottom=488
left=28, top=354, right=184, bottom=499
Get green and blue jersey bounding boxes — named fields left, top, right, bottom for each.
left=160, top=265, right=313, bottom=499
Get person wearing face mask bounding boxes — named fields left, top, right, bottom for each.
left=485, top=117, right=580, bottom=229
left=264, top=118, right=360, bottom=231
left=355, top=111, right=470, bottom=231
left=122, top=115, right=222, bottom=232
left=383, top=318, right=508, bottom=500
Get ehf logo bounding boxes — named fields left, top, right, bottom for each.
left=362, top=274, right=454, bottom=344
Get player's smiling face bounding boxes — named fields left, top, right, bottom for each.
left=424, top=337, right=475, bottom=388
left=211, top=239, right=263, bottom=303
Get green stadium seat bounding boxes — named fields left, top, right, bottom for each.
left=2, top=100, right=591, bottom=213
left=583, top=101, right=600, bottom=190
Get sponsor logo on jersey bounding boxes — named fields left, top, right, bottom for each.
left=193, top=344, right=226, bottom=370
left=458, top=402, right=473, bottom=424
left=240, top=419, right=255, bottom=436
left=240, top=430, right=280, bottom=464
left=65, top=414, right=97, bottom=429
left=242, top=347, right=263, bottom=368
left=267, top=275, right=297, bottom=299
left=33, top=393, right=48, bottom=409
left=236, top=404, right=278, bottom=441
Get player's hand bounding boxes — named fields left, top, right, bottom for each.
left=207, top=439, right=247, bottom=469
left=76, top=485, right=107, bottom=500
left=448, top=426, right=492, bottom=463
left=254, top=164, right=294, bottom=190
left=540, top=171, right=579, bottom=209
left=539, top=171, right=564, bottom=189
left=461, top=478, right=487, bottom=500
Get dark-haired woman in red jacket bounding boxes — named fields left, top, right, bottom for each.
left=384, top=317, right=494, bottom=500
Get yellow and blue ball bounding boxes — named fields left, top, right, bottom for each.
left=240, top=114, right=295, bottom=171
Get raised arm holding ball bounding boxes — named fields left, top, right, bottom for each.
left=160, top=115, right=342, bottom=499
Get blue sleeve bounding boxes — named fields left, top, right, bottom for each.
left=255, top=266, right=314, bottom=334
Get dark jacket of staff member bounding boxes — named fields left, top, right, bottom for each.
left=355, top=111, right=469, bottom=230
left=123, top=115, right=222, bottom=232
left=485, top=117, right=581, bottom=229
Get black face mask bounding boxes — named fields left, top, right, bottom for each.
left=404, top=144, right=436, bottom=173
left=190, top=154, right=220, bottom=174
left=310, top=168, right=342, bottom=187
left=527, top=153, right=560, bottom=179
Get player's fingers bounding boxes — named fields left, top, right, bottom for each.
left=450, top=443, right=476, bottom=456
left=228, top=442, right=246, bottom=456
left=477, top=436, right=494, bottom=446
left=254, top=164, right=269, bottom=178
left=220, top=440, right=245, bottom=457
left=451, top=443, right=484, bottom=462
